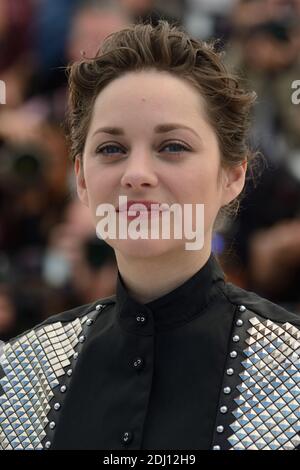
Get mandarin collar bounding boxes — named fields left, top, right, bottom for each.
left=116, top=254, right=225, bottom=334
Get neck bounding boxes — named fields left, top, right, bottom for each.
left=115, top=244, right=212, bottom=304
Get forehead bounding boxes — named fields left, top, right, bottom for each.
left=89, top=70, right=207, bottom=131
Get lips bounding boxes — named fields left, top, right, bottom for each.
left=116, top=200, right=168, bottom=212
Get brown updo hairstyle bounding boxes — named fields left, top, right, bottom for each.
left=66, top=20, right=258, bottom=224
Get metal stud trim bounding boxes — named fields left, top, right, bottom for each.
left=228, top=316, right=300, bottom=450
left=0, top=314, right=91, bottom=450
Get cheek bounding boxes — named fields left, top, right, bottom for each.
left=182, top=166, right=222, bottom=231
left=180, top=166, right=220, bottom=203
left=85, top=168, right=112, bottom=204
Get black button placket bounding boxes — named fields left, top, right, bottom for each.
left=131, top=314, right=147, bottom=373
left=121, top=309, right=154, bottom=449
left=211, top=305, right=248, bottom=450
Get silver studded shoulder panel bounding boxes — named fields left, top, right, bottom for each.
left=0, top=309, right=101, bottom=450
left=213, top=306, right=300, bottom=450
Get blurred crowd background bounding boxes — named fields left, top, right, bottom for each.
left=1, top=0, right=300, bottom=341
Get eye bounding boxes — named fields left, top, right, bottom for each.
left=95, top=141, right=190, bottom=157
left=95, top=144, right=125, bottom=156
left=160, top=142, right=190, bottom=154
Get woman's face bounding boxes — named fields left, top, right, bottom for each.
left=75, top=70, right=246, bottom=259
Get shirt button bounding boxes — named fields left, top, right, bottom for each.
left=136, top=314, right=147, bottom=324
left=121, top=431, right=133, bottom=445
left=132, top=357, right=144, bottom=370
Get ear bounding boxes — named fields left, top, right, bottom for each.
left=220, top=160, right=247, bottom=206
left=74, top=155, right=89, bottom=207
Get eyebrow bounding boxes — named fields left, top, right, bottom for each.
left=91, top=123, right=200, bottom=139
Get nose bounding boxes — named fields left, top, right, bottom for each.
left=120, top=148, right=158, bottom=190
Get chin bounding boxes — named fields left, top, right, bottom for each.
left=108, top=237, right=185, bottom=259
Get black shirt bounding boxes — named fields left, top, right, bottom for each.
left=52, top=254, right=234, bottom=450
left=1, top=254, right=300, bottom=450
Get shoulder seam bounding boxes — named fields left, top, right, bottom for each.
left=217, top=283, right=300, bottom=326
left=5, top=298, right=116, bottom=344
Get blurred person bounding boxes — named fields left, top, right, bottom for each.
left=30, top=0, right=123, bottom=97
left=32, top=0, right=82, bottom=93
left=221, top=0, right=300, bottom=303
left=2, top=2, right=130, bottom=140
left=2, top=21, right=300, bottom=453
left=0, top=1, right=129, bottom=155
left=221, top=160, right=300, bottom=308
left=226, top=10, right=300, bottom=159
left=0, top=0, right=35, bottom=107
left=67, top=1, right=129, bottom=62
left=0, top=0, right=33, bottom=72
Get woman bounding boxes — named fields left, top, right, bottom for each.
left=1, top=21, right=300, bottom=451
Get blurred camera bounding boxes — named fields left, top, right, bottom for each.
left=0, top=142, right=48, bottom=186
